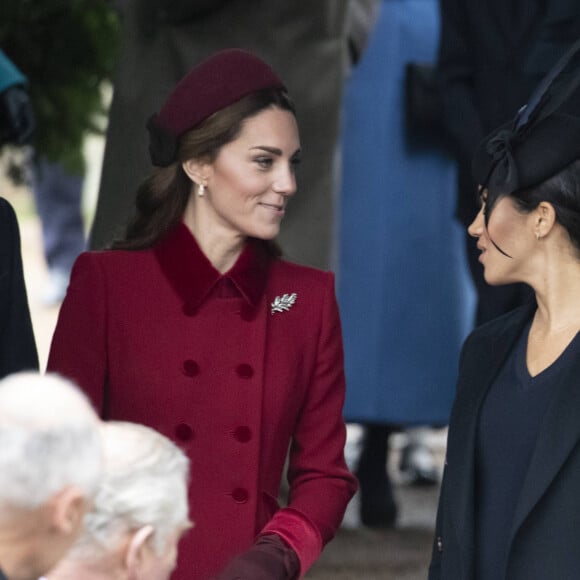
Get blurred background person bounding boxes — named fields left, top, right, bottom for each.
left=0, top=2, right=119, bottom=306
left=437, top=0, right=580, bottom=325
left=0, top=372, right=102, bottom=580
left=337, top=0, right=474, bottom=527
left=0, top=50, right=38, bottom=378
left=45, top=421, right=191, bottom=580
left=0, top=197, right=38, bottom=378
left=0, top=49, right=34, bottom=148
left=89, top=0, right=376, bottom=271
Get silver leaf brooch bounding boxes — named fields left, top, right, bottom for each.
left=271, top=293, right=297, bottom=315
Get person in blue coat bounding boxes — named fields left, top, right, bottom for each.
left=337, top=0, right=474, bottom=526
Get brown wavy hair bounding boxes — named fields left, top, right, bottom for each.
left=112, top=88, right=295, bottom=252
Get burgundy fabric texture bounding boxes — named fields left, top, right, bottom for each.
left=47, top=225, right=357, bottom=579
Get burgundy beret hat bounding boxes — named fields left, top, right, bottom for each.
left=147, top=49, right=286, bottom=166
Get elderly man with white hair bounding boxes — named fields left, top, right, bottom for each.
left=0, top=372, right=102, bottom=580
left=45, top=421, right=191, bottom=580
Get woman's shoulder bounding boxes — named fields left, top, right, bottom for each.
left=72, top=247, right=156, bottom=272
left=466, top=303, right=535, bottom=347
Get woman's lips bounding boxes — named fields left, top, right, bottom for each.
left=259, top=202, right=285, bottom=215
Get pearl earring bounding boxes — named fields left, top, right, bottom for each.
left=198, top=183, right=205, bottom=197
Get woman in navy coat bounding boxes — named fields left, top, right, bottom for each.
left=47, top=50, right=356, bottom=580
left=430, top=40, right=580, bottom=580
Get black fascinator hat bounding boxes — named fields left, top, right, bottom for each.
left=473, top=38, right=580, bottom=220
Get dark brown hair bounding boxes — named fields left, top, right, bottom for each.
left=112, top=88, right=295, bottom=251
left=484, top=159, right=580, bottom=256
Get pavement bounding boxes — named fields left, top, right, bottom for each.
left=3, top=174, right=444, bottom=580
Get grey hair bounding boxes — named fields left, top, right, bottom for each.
left=69, top=421, right=190, bottom=560
left=0, top=372, right=102, bottom=510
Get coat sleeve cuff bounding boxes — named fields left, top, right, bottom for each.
left=258, top=507, right=323, bottom=578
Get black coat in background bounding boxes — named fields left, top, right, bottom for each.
left=436, top=0, right=580, bottom=324
left=0, top=197, right=38, bottom=378
left=438, top=0, right=580, bottom=224
left=429, top=302, right=580, bottom=579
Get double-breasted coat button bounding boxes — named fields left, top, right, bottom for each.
left=437, top=536, right=443, bottom=553
left=235, top=363, right=254, bottom=379
left=232, top=488, right=249, bottom=503
left=239, top=304, right=255, bottom=322
left=175, top=423, right=194, bottom=442
left=234, top=426, right=252, bottom=443
left=182, top=359, right=200, bottom=377
left=182, top=302, right=197, bottom=317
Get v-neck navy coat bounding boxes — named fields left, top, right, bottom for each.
left=429, top=302, right=580, bottom=579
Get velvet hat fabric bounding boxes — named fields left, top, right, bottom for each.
left=147, top=49, right=286, bottom=166
left=472, top=38, right=580, bottom=200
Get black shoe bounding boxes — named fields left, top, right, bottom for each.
left=356, top=424, right=399, bottom=528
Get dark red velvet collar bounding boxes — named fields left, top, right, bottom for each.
left=153, top=223, right=271, bottom=314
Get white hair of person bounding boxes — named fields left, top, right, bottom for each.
left=69, top=421, right=190, bottom=561
left=0, top=372, right=102, bottom=511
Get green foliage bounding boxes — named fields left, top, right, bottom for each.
left=0, top=0, right=120, bottom=175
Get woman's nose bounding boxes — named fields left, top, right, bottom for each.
left=273, top=164, right=297, bottom=196
left=467, top=206, right=484, bottom=238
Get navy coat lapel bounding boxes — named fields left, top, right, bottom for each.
left=510, top=335, right=580, bottom=540
left=445, top=304, right=534, bottom=572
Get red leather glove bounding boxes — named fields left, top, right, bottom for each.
left=212, top=534, right=300, bottom=580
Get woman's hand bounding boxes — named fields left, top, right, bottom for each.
left=212, top=534, right=299, bottom=580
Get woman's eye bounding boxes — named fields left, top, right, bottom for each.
left=254, top=157, right=273, bottom=168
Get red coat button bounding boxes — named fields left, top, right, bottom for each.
left=234, top=426, right=252, bottom=443
left=182, top=302, right=197, bottom=317
left=236, top=363, right=254, bottom=379
left=239, top=305, right=255, bottom=322
left=175, top=423, right=194, bottom=441
left=182, top=359, right=200, bottom=377
left=232, top=488, right=249, bottom=503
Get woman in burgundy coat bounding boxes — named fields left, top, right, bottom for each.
left=47, top=49, right=357, bottom=580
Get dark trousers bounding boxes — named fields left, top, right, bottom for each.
left=32, top=157, right=85, bottom=274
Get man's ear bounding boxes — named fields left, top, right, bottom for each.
left=49, top=486, right=88, bottom=535
left=125, top=525, right=155, bottom=579
left=182, top=158, right=210, bottom=186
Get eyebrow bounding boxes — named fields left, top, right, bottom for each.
left=250, top=146, right=302, bottom=158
